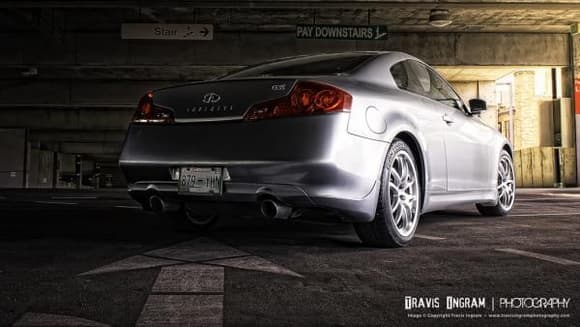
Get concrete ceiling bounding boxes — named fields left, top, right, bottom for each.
left=435, top=65, right=560, bottom=81
left=436, top=66, right=518, bottom=81
left=1, top=1, right=579, bottom=33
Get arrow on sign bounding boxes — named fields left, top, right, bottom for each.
left=374, top=26, right=387, bottom=40
left=78, top=237, right=302, bottom=326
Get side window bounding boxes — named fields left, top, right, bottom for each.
left=427, top=69, right=460, bottom=103
left=405, top=61, right=431, bottom=96
left=390, top=60, right=431, bottom=97
left=390, top=62, right=408, bottom=89
left=390, top=60, right=462, bottom=110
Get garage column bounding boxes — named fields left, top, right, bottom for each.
left=514, top=71, right=537, bottom=150
left=573, top=34, right=580, bottom=186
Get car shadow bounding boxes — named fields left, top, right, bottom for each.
left=0, top=200, right=492, bottom=253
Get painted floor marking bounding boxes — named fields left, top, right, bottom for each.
left=51, top=196, right=98, bottom=200
left=79, top=237, right=303, bottom=327
left=502, top=222, right=532, bottom=228
left=517, top=197, right=580, bottom=202
left=34, top=201, right=77, bottom=205
left=509, top=212, right=580, bottom=217
left=152, top=264, right=224, bottom=293
left=78, top=255, right=183, bottom=276
left=145, top=237, right=248, bottom=262
left=437, top=221, right=480, bottom=226
left=137, top=264, right=225, bottom=326
left=12, top=312, right=110, bottom=327
left=414, top=234, right=446, bottom=240
left=496, top=248, right=580, bottom=266
left=205, top=255, right=304, bottom=278
left=136, top=294, right=223, bottom=327
left=537, top=192, right=580, bottom=198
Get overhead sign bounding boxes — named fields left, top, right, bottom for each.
left=121, top=23, right=213, bottom=40
left=296, top=24, right=388, bottom=41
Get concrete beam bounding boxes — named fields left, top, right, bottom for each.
left=0, top=105, right=133, bottom=130
left=0, top=65, right=241, bottom=81
left=2, top=1, right=580, bottom=10
left=0, top=81, right=169, bottom=105
left=1, top=31, right=568, bottom=68
left=0, top=9, right=65, bottom=43
left=59, top=142, right=121, bottom=154
left=29, top=130, right=125, bottom=143
left=82, top=32, right=573, bottom=66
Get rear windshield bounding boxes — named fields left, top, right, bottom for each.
left=224, top=54, right=375, bottom=78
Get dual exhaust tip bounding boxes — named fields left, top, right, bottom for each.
left=148, top=195, right=295, bottom=219
left=148, top=195, right=179, bottom=213
left=260, top=199, right=294, bottom=219
left=149, top=195, right=166, bottom=213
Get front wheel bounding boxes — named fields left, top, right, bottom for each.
left=476, top=150, right=515, bottom=216
left=355, top=139, right=421, bottom=248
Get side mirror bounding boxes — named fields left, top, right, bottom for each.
left=468, top=99, right=487, bottom=114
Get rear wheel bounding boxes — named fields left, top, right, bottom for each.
left=355, top=139, right=421, bottom=248
left=476, top=150, right=515, bottom=216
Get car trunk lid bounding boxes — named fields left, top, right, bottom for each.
left=152, top=79, right=296, bottom=121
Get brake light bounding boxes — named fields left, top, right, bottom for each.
left=244, top=81, right=352, bottom=121
left=131, top=92, right=175, bottom=124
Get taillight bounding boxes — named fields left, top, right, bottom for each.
left=244, top=81, right=352, bottom=121
left=131, top=92, right=175, bottom=124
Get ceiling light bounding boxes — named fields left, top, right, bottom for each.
left=429, top=9, right=452, bottom=27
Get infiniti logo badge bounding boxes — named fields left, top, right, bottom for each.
left=202, top=92, right=221, bottom=104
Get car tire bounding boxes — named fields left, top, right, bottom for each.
left=476, top=150, right=515, bottom=217
left=168, top=202, right=220, bottom=232
left=355, top=138, right=421, bottom=248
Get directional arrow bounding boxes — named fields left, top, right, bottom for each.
left=200, top=27, right=209, bottom=37
left=77, top=237, right=302, bottom=327
left=374, top=26, right=387, bottom=40
left=78, top=237, right=301, bottom=277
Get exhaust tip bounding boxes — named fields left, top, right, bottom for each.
left=260, top=199, right=293, bottom=219
left=149, top=195, right=165, bottom=213
left=260, top=199, right=278, bottom=218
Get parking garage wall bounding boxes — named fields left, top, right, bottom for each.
left=0, top=30, right=573, bottom=188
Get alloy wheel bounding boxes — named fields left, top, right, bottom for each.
left=388, top=151, right=420, bottom=237
left=497, top=154, right=515, bottom=211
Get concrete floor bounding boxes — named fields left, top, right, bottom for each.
left=0, top=189, right=578, bottom=326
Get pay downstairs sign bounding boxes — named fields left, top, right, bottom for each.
left=296, top=24, right=388, bottom=41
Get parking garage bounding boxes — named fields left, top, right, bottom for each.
left=0, top=1, right=579, bottom=326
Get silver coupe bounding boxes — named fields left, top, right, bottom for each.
left=119, top=51, right=515, bottom=247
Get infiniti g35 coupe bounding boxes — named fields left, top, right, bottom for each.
left=119, top=51, right=515, bottom=247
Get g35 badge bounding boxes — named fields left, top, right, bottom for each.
left=271, top=84, right=286, bottom=91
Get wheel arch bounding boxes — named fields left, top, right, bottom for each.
left=393, top=131, right=426, bottom=210
left=502, top=143, right=513, bottom=158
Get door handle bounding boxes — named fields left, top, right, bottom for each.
left=442, top=113, right=455, bottom=124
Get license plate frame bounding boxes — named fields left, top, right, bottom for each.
left=178, top=167, right=223, bottom=195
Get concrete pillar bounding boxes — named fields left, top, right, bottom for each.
left=28, top=148, right=55, bottom=188
left=572, top=34, right=580, bottom=185
left=514, top=71, right=538, bottom=150
left=75, top=154, right=82, bottom=190
left=0, top=128, right=26, bottom=188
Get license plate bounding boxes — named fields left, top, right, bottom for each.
left=178, top=167, right=223, bottom=195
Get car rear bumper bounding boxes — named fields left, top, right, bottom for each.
left=119, top=114, right=387, bottom=222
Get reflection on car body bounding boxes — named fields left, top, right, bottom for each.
left=120, top=51, right=515, bottom=247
